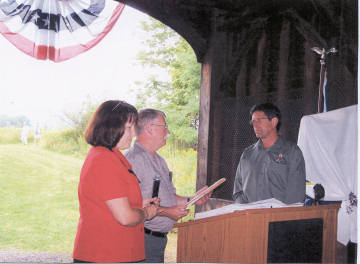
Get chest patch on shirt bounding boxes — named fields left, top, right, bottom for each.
left=270, top=152, right=287, bottom=165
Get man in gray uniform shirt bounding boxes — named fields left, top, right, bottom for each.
left=125, top=108, right=211, bottom=263
left=233, top=103, right=306, bottom=204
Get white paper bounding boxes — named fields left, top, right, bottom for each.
left=194, top=198, right=303, bottom=220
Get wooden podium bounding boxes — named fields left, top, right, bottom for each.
left=175, top=204, right=340, bottom=263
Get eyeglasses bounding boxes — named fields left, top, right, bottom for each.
left=151, top=123, right=168, bottom=130
left=249, top=118, right=269, bottom=126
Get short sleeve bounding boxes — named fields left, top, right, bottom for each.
left=90, top=155, right=130, bottom=201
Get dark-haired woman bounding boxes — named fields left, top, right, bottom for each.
left=72, top=100, right=158, bottom=263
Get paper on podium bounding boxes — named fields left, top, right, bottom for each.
left=186, top=178, right=226, bottom=209
left=194, top=198, right=303, bottom=220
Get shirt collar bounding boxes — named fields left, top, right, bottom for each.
left=133, top=140, right=160, bottom=158
left=256, top=137, right=284, bottom=152
left=269, top=137, right=285, bottom=152
left=133, top=140, right=148, bottom=153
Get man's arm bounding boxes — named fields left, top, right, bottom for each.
left=233, top=158, right=248, bottom=203
left=156, top=205, right=189, bottom=221
left=175, top=186, right=212, bottom=206
left=126, top=150, right=189, bottom=221
left=156, top=188, right=213, bottom=221
left=285, top=146, right=306, bottom=204
left=175, top=195, right=189, bottom=206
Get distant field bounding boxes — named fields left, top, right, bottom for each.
left=0, top=144, right=192, bottom=261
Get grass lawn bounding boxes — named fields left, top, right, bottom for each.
left=0, top=144, right=81, bottom=253
left=0, top=144, right=179, bottom=262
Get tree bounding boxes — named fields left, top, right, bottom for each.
left=59, top=99, right=97, bottom=143
left=135, top=18, right=201, bottom=148
left=0, top=115, right=30, bottom=127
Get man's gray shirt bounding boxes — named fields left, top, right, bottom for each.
left=125, top=141, right=177, bottom=233
left=233, top=137, right=306, bottom=204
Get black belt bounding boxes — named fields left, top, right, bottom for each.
left=144, top=227, right=167, bottom=238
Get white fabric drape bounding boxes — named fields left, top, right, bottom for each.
left=297, top=105, right=357, bottom=245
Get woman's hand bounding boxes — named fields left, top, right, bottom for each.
left=143, top=197, right=160, bottom=207
left=143, top=203, right=158, bottom=221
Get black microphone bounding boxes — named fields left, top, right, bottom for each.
left=152, top=175, right=161, bottom=198
left=313, top=183, right=325, bottom=205
left=150, top=175, right=160, bottom=204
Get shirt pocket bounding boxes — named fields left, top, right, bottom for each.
left=267, top=155, right=288, bottom=188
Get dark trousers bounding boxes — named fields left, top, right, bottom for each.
left=141, top=233, right=168, bottom=263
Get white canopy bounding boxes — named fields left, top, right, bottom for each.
left=297, top=105, right=358, bottom=245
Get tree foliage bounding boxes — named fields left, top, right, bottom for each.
left=59, top=99, right=97, bottom=143
left=0, top=115, right=30, bottom=127
left=135, top=18, right=201, bottom=148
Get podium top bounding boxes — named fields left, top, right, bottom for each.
left=175, top=203, right=340, bottom=228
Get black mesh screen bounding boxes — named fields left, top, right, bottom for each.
left=207, top=85, right=356, bottom=201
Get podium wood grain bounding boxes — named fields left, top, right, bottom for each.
left=175, top=204, right=340, bottom=263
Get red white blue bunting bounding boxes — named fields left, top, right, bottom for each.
left=0, top=0, right=124, bottom=62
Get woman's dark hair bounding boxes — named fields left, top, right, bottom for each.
left=250, top=102, right=281, bottom=131
left=85, top=100, right=138, bottom=150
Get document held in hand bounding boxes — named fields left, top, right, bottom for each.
left=186, top=178, right=226, bottom=208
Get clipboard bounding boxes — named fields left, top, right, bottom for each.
left=186, top=178, right=226, bottom=209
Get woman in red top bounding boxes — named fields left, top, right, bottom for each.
left=72, top=100, right=158, bottom=263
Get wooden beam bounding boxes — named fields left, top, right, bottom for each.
left=196, top=52, right=212, bottom=206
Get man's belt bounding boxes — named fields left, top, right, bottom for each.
left=144, top=227, right=168, bottom=238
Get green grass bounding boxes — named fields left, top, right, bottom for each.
left=0, top=144, right=82, bottom=253
left=0, top=127, right=31, bottom=144
left=40, top=129, right=90, bottom=158
left=159, top=145, right=198, bottom=222
left=0, top=143, right=196, bottom=262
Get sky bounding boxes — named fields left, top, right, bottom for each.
left=0, top=5, right=165, bottom=128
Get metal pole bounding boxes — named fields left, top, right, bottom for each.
left=317, top=57, right=326, bottom=113
left=311, top=47, right=337, bottom=113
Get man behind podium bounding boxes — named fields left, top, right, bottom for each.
left=233, top=103, right=306, bottom=204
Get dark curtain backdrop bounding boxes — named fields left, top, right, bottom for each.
left=206, top=0, right=357, bottom=201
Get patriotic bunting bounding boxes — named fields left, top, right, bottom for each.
left=0, top=0, right=125, bottom=62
